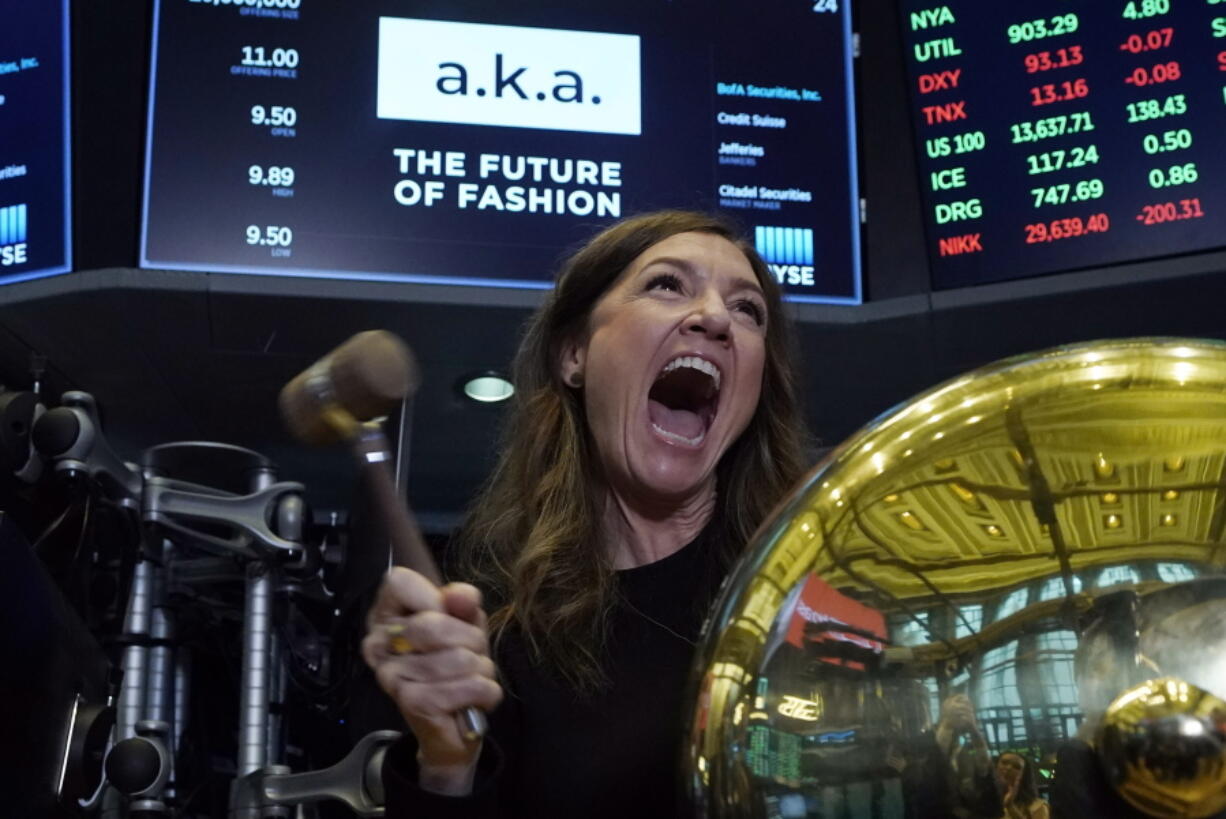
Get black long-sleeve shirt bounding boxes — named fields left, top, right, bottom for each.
left=383, top=528, right=726, bottom=818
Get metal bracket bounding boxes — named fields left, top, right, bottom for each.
left=143, top=477, right=305, bottom=559
left=230, top=730, right=401, bottom=818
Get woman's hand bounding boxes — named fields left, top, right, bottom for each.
left=935, top=693, right=975, bottom=752
left=362, top=567, right=503, bottom=795
left=938, top=693, right=978, bottom=735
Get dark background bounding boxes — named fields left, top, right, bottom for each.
left=4, top=0, right=1226, bottom=531
left=10, top=4, right=1226, bottom=814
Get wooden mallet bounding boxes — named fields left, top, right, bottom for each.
left=279, top=330, right=488, bottom=741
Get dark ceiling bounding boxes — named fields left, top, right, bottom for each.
left=6, top=253, right=1226, bottom=531
left=0, top=269, right=535, bottom=529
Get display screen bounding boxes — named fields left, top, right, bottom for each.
left=0, top=0, right=71, bottom=284
left=899, top=0, right=1226, bottom=290
left=141, top=0, right=861, bottom=304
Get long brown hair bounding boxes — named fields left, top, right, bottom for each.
left=452, top=210, right=808, bottom=690
left=998, top=752, right=1042, bottom=807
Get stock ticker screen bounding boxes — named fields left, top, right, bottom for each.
left=0, top=0, right=71, bottom=284
left=141, top=0, right=862, bottom=303
left=900, top=0, right=1226, bottom=290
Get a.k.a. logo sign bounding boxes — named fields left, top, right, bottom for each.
left=377, top=18, right=641, bottom=136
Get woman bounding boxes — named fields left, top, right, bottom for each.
left=362, top=211, right=807, bottom=817
left=896, top=694, right=1002, bottom=819
left=996, top=752, right=1049, bottom=819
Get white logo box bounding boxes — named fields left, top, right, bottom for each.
left=377, top=17, right=641, bottom=136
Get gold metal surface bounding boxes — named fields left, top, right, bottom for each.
left=1099, top=678, right=1226, bottom=818
left=686, top=338, right=1226, bottom=818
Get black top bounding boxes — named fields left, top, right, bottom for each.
left=382, top=527, right=727, bottom=818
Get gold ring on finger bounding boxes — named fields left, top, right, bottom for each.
left=386, top=624, right=414, bottom=655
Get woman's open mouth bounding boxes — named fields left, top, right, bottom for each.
left=647, top=355, right=721, bottom=447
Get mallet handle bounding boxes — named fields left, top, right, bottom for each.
left=353, top=426, right=488, bottom=741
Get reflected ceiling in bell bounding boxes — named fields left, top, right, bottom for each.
left=686, top=339, right=1226, bottom=819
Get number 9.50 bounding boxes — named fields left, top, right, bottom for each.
left=246, top=225, right=293, bottom=246
left=250, top=105, right=298, bottom=127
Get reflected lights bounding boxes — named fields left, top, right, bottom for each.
left=777, top=695, right=822, bottom=721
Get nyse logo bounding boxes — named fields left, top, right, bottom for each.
left=755, top=226, right=815, bottom=286
left=0, top=203, right=28, bottom=267
left=377, top=18, right=641, bottom=135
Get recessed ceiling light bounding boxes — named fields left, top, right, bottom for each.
left=461, top=373, right=514, bottom=403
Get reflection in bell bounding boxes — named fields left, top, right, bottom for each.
left=1094, top=453, right=1116, bottom=479
left=685, top=339, right=1226, bottom=818
left=777, top=695, right=823, bottom=722
left=1098, top=678, right=1226, bottom=819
